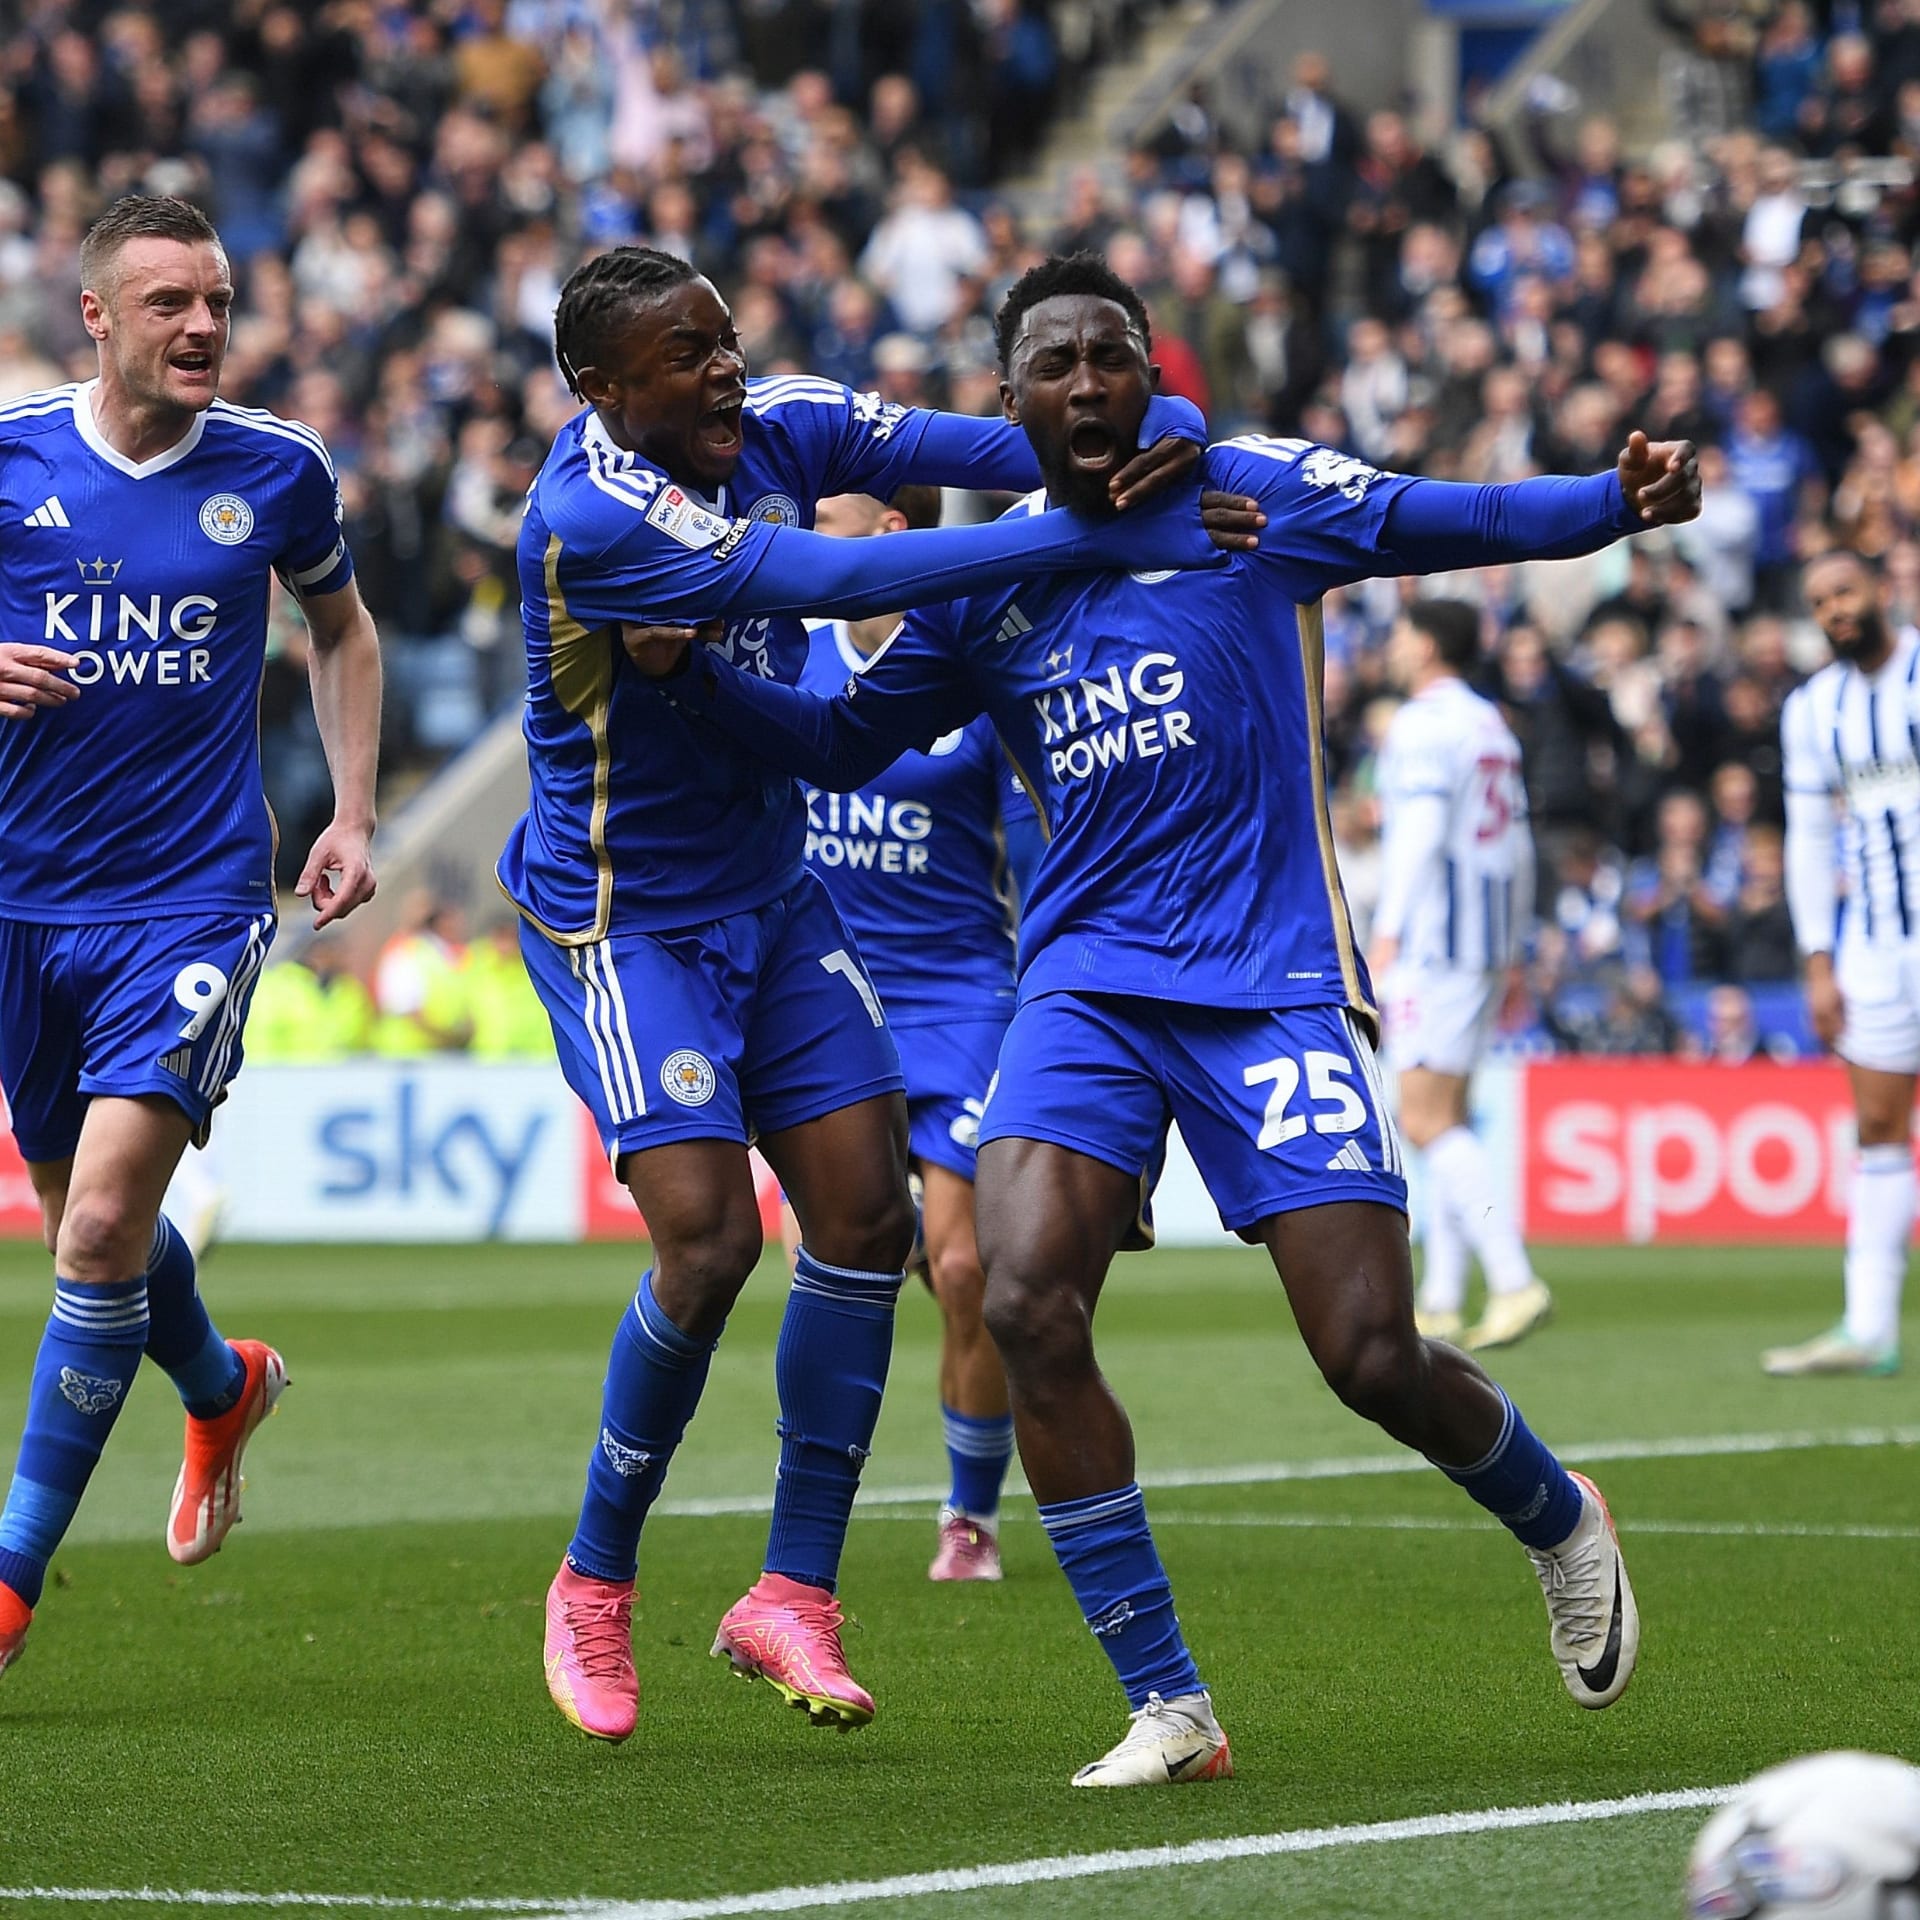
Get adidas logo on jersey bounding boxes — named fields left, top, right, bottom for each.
left=23, top=495, right=69, bottom=528
left=995, top=605, right=1032, bottom=645
left=1325, top=1140, right=1372, bottom=1174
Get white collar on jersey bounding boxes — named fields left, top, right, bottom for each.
left=70, top=378, right=207, bottom=479
left=579, top=410, right=730, bottom=513
left=830, top=617, right=905, bottom=676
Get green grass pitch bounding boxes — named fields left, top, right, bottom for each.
left=0, top=1239, right=1916, bottom=1918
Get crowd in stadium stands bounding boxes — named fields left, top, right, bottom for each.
left=8, top=0, right=1919, bottom=1054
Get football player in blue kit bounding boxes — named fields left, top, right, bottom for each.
left=633, top=253, right=1702, bottom=1785
left=0, top=197, right=382, bottom=1676
left=498, top=246, right=1260, bottom=1743
left=803, top=485, right=1020, bottom=1582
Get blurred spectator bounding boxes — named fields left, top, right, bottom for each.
left=1482, top=625, right=1619, bottom=840
left=246, top=942, right=377, bottom=1063
left=1542, top=827, right=1629, bottom=982
left=1624, top=788, right=1733, bottom=984
left=1675, top=444, right=1760, bottom=613
left=1728, top=388, right=1823, bottom=607
left=1546, top=964, right=1684, bottom=1054
left=1693, top=982, right=1765, bottom=1061
left=1282, top=51, right=1359, bottom=174
left=859, top=159, right=988, bottom=336
left=468, top=920, right=556, bottom=1058
left=1467, top=181, right=1575, bottom=316
left=373, top=894, right=473, bottom=1056
left=1720, top=825, right=1799, bottom=983
left=1754, top=3, right=1821, bottom=139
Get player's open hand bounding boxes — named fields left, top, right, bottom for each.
left=623, top=619, right=723, bottom=679
left=1617, top=431, right=1701, bottom=524
left=1201, top=490, right=1265, bottom=552
left=0, top=643, right=78, bottom=720
left=297, top=819, right=376, bottom=929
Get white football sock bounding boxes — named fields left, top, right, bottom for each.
left=1843, top=1144, right=1914, bottom=1349
left=1418, top=1173, right=1468, bottom=1314
left=1425, top=1125, right=1535, bottom=1297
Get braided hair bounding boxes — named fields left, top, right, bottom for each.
left=992, top=251, right=1151, bottom=371
left=552, top=247, right=699, bottom=398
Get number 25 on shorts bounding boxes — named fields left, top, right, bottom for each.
left=1242, top=1049, right=1365, bottom=1150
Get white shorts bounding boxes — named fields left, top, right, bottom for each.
left=1380, top=965, right=1499, bottom=1078
left=1836, top=940, right=1920, bottom=1075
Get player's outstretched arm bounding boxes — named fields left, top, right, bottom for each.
left=604, top=479, right=1224, bottom=631
left=642, top=606, right=977, bottom=793
left=0, top=644, right=79, bottom=721
left=1375, top=434, right=1700, bottom=575
left=298, top=579, right=382, bottom=928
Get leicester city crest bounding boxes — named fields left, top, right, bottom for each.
left=748, top=493, right=801, bottom=527
left=660, top=1049, right=718, bottom=1106
left=199, top=493, right=255, bottom=544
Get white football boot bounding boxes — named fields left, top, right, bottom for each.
left=1464, top=1280, right=1554, bottom=1352
left=1762, top=1324, right=1900, bottom=1378
left=1526, top=1471, right=1638, bottom=1709
left=1070, top=1689, right=1234, bottom=1787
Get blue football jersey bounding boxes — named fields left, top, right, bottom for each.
left=497, top=379, right=1043, bottom=944
left=680, top=439, right=1553, bottom=1018
left=0, top=384, right=352, bottom=924
left=798, top=620, right=1015, bottom=1025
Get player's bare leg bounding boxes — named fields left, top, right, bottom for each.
left=977, top=1138, right=1137, bottom=1501
left=1257, top=1200, right=1636, bottom=1708
left=628, top=1138, right=769, bottom=1342
left=52, top=1096, right=191, bottom=1283
left=977, top=1136, right=1231, bottom=1784
left=709, top=1094, right=915, bottom=1727
left=921, top=1161, right=1011, bottom=1579
left=1397, top=1068, right=1548, bottom=1351
left=1766, top=1062, right=1912, bottom=1376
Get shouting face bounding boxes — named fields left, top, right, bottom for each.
left=1000, top=293, right=1157, bottom=518
left=576, top=275, right=750, bottom=489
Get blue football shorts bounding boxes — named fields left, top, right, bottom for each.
left=521, top=871, right=904, bottom=1169
left=895, top=1012, right=1010, bottom=1183
left=0, top=911, right=277, bottom=1163
left=978, top=990, right=1407, bottom=1234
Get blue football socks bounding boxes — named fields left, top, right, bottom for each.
left=763, top=1247, right=904, bottom=1593
left=142, top=1215, right=246, bottom=1419
left=1038, top=1483, right=1203, bottom=1708
left=1437, top=1389, right=1583, bottom=1551
left=942, top=1404, right=1014, bottom=1521
left=567, top=1270, right=717, bottom=1584
left=0, top=1276, right=149, bottom=1607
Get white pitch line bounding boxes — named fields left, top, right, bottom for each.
left=653, top=1424, right=1920, bottom=1518
left=0, top=1785, right=1735, bottom=1919
left=1144, top=1511, right=1920, bottom=1543
left=0, top=1897, right=565, bottom=1913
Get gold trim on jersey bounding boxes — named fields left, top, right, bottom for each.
left=1296, top=600, right=1377, bottom=1038
left=515, top=532, right=615, bottom=948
